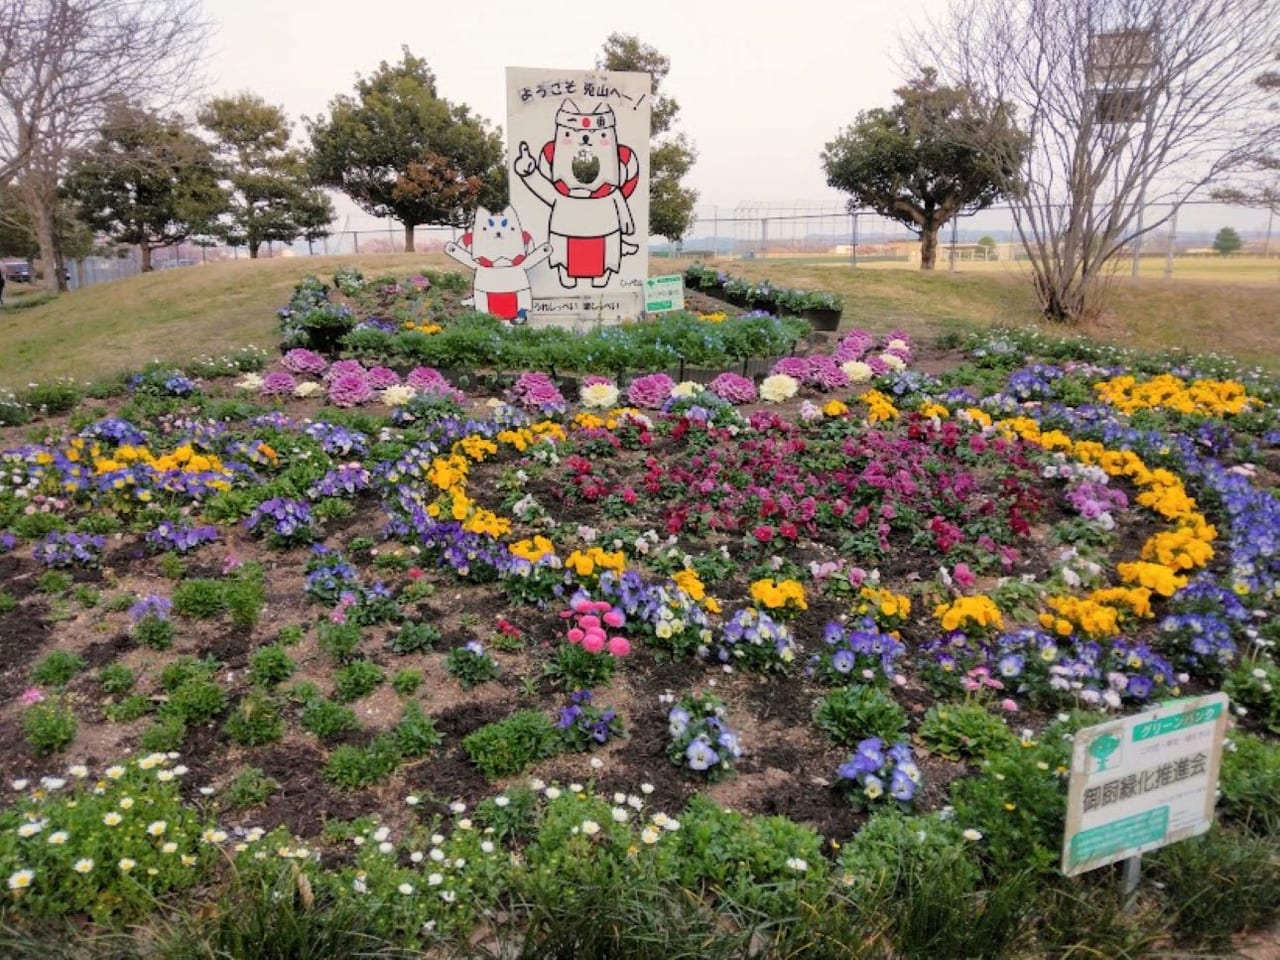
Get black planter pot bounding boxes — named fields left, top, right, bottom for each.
left=803, top=307, right=842, bottom=331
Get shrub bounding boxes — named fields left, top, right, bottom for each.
left=299, top=697, right=360, bottom=742
left=1219, top=732, right=1280, bottom=835
left=132, top=614, right=176, bottom=650
left=139, top=716, right=187, bottom=752
left=30, top=650, right=87, bottom=690
left=248, top=644, right=296, bottom=688
left=160, top=678, right=228, bottom=726
left=392, top=701, right=442, bottom=758
left=391, top=668, right=423, bottom=695
left=463, top=710, right=561, bottom=779
left=332, top=660, right=384, bottom=702
left=544, top=642, right=617, bottom=691
left=386, top=620, right=440, bottom=655
left=814, top=685, right=908, bottom=746
left=222, top=767, right=281, bottom=810
left=172, top=578, right=228, bottom=619
left=107, top=694, right=153, bottom=723
left=917, top=702, right=1015, bottom=761
left=318, top=621, right=364, bottom=663
left=23, top=700, right=78, bottom=754
left=224, top=692, right=285, bottom=746
left=323, top=736, right=401, bottom=790
left=445, top=642, right=499, bottom=690
left=98, top=663, right=137, bottom=697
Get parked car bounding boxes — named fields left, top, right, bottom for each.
left=2, top=260, right=31, bottom=282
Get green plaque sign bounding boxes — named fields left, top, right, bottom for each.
left=644, top=274, right=685, bottom=314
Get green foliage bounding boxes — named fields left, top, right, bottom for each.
left=106, top=694, right=153, bottom=723
left=224, top=692, right=285, bottom=746
left=544, top=642, right=617, bottom=692
left=248, top=644, right=296, bottom=688
left=198, top=93, right=334, bottom=258
left=1213, top=226, right=1243, bottom=255
left=222, top=767, right=280, bottom=810
left=36, top=569, right=73, bottom=595
left=391, top=667, right=423, bottom=695
left=672, top=794, right=828, bottom=915
left=917, top=702, right=1016, bottom=760
left=223, top=562, right=266, bottom=629
left=171, top=577, right=227, bottom=619
left=160, top=677, right=228, bottom=727
left=837, top=808, right=1034, bottom=958
left=63, top=104, right=228, bottom=269
left=0, top=589, right=15, bottom=615
left=14, top=512, right=68, bottom=541
left=1219, top=732, right=1280, bottom=835
left=132, top=613, right=175, bottom=650
left=814, top=685, right=908, bottom=746
left=445, top=643, right=500, bottom=690
left=323, top=735, right=402, bottom=790
left=822, top=69, right=1028, bottom=269
left=392, top=701, right=442, bottom=758
left=139, top=716, right=187, bottom=752
left=20, top=380, right=81, bottom=415
left=23, top=700, right=78, bottom=754
left=299, top=697, right=360, bottom=741
left=386, top=619, right=440, bottom=655
left=30, top=650, right=87, bottom=690
left=332, top=660, right=385, bottom=702
left=1149, top=828, right=1280, bottom=949
left=949, top=737, right=1071, bottom=876
left=306, top=47, right=504, bottom=237
left=97, top=663, right=136, bottom=696
left=463, top=710, right=561, bottom=779
left=1224, top=658, right=1280, bottom=733
left=318, top=621, right=364, bottom=663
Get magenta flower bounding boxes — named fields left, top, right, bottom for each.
left=328, top=372, right=374, bottom=407
left=281, top=348, right=328, bottom=375
left=707, top=372, right=757, bottom=404
left=627, top=373, right=675, bottom=410
left=325, top=359, right=366, bottom=383
left=259, top=370, right=296, bottom=397
left=581, top=374, right=614, bottom=388
left=365, top=366, right=401, bottom=389
left=833, top=329, right=875, bottom=362
left=506, top=372, right=566, bottom=412
left=806, top=356, right=849, bottom=391
left=19, top=687, right=45, bottom=707
left=406, top=367, right=448, bottom=390
left=771, top=357, right=812, bottom=380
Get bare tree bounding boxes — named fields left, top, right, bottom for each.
left=910, top=0, right=1280, bottom=322
left=0, top=0, right=209, bottom=291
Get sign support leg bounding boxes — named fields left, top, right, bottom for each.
left=1121, top=855, right=1141, bottom=911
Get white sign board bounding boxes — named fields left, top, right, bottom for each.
left=1062, top=692, right=1228, bottom=876
left=644, top=274, right=684, bottom=314
left=506, top=66, right=650, bottom=326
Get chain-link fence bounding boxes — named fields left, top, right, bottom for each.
left=661, top=200, right=1279, bottom=278
left=46, top=198, right=1278, bottom=292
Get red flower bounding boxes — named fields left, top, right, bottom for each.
left=753, top=524, right=774, bottom=543
left=407, top=567, right=424, bottom=580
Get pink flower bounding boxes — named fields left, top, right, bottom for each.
left=582, top=632, right=606, bottom=654
left=626, top=373, right=675, bottom=410
left=603, top=609, right=625, bottom=628
left=281, top=348, right=328, bottom=375
left=19, top=687, right=45, bottom=706
left=365, top=366, right=401, bottom=389
left=1000, top=698, right=1019, bottom=713
left=607, top=636, right=630, bottom=657
left=328, top=372, right=374, bottom=408
left=707, top=373, right=757, bottom=404
left=259, top=370, right=296, bottom=397
left=952, top=563, right=976, bottom=590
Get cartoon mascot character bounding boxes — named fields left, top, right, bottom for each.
left=513, top=99, right=640, bottom=289
left=444, top=204, right=552, bottom=323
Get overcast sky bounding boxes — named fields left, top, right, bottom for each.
left=201, top=0, right=950, bottom=217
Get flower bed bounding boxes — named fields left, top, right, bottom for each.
left=0, top=292, right=1278, bottom=953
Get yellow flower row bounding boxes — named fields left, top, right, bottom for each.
left=859, top=586, right=912, bottom=621
left=1093, top=373, right=1257, bottom=417
left=749, top=577, right=808, bottom=611
left=564, top=547, right=626, bottom=578
left=934, top=595, right=1004, bottom=633
left=860, top=389, right=899, bottom=423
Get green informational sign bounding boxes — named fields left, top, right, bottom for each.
left=644, top=274, right=685, bottom=313
left=1061, top=692, right=1228, bottom=876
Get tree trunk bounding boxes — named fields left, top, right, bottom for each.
left=248, top=241, right=261, bottom=259
left=403, top=223, right=415, bottom=253
left=33, top=201, right=62, bottom=293
left=920, top=226, right=939, bottom=270
left=140, top=244, right=154, bottom=272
